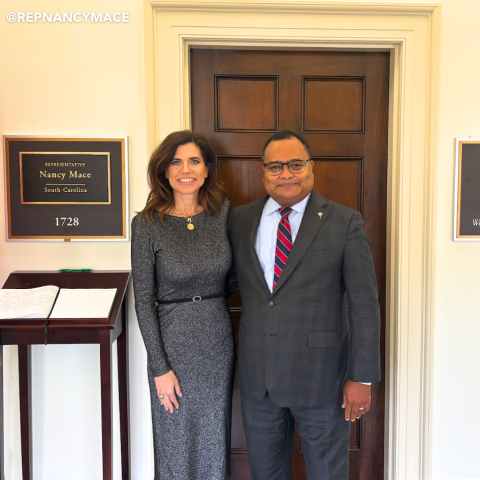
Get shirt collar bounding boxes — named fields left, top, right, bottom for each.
left=264, top=193, right=311, bottom=216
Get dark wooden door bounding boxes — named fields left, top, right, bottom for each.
left=191, top=49, right=388, bottom=480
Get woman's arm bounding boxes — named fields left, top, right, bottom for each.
left=131, top=215, right=171, bottom=377
left=131, top=215, right=183, bottom=413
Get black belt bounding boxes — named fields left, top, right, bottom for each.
left=157, top=292, right=225, bottom=305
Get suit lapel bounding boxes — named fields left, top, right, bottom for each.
left=270, top=191, right=330, bottom=296
left=245, top=195, right=271, bottom=293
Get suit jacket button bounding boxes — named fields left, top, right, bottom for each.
left=267, top=301, right=274, bottom=307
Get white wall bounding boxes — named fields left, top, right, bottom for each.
left=1, top=1, right=480, bottom=479
left=428, top=2, right=480, bottom=478
left=0, top=1, right=152, bottom=478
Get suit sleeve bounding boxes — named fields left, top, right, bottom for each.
left=131, top=216, right=171, bottom=377
left=342, top=211, right=381, bottom=383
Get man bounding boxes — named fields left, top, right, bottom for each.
left=227, top=130, right=381, bottom=480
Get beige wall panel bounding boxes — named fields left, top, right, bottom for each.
left=0, top=0, right=152, bottom=479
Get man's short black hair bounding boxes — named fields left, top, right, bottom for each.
left=262, top=130, right=312, bottom=161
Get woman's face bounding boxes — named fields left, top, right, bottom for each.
left=166, top=142, right=208, bottom=197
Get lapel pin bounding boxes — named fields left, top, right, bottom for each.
left=318, top=212, right=323, bottom=219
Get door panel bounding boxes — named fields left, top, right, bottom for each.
left=216, top=76, right=278, bottom=132
left=213, top=132, right=366, bottom=156
left=220, top=158, right=362, bottom=212
left=303, top=77, right=365, bottom=132
left=218, top=157, right=265, bottom=205
left=191, top=48, right=388, bottom=480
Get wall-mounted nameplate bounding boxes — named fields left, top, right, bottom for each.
left=20, top=152, right=111, bottom=204
left=454, top=138, right=480, bottom=241
left=4, top=137, right=128, bottom=241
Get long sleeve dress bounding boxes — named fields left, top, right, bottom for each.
left=131, top=199, right=235, bottom=480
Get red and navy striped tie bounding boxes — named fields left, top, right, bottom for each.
left=273, top=207, right=293, bottom=290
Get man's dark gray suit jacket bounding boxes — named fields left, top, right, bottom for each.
left=228, top=190, right=381, bottom=407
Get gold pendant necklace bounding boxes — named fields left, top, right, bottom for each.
left=187, top=217, right=195, bottom=231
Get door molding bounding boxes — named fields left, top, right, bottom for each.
left=143, top=2, right=440, bottom=479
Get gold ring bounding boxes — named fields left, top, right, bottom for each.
left=358, top=407, right=365, bottom=411
left=159, top=394, right=164, bottom=400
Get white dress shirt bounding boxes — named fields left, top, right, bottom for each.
left=253, top=193, right=370, bottom=387
left=255, top=194, right=311, bottom=293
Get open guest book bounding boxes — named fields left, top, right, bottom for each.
left=0, top=285, right=117, bottom=320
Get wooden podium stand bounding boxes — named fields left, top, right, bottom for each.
left=0, top=271, right=131, bottom=480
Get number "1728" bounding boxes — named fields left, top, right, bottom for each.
left=55, top=217, right=79, bottom=226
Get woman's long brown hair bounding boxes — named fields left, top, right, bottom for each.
left=140, top=130, right=226, bottom=223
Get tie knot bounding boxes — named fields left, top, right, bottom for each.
left=278, top=207, right=293, bottom=218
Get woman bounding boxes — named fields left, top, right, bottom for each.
left=131, top=131, right=235, bottom=480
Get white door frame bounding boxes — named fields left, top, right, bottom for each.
left=143, top=2, right=441, bottom=479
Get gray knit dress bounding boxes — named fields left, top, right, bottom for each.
left=131, top=199, right=235, bottom=480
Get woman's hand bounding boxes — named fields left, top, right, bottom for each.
left=155, top=370, right=183, bottom=414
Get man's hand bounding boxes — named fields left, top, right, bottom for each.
left=342, top=381, right=371, bottom=422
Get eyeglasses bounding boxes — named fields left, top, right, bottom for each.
left=263, top=159, right=310, bottom=176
